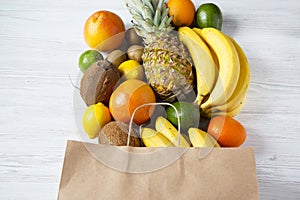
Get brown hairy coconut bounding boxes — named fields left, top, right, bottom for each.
left=80, top=60, right=120, bottom=106
left=99, top=121, right=141, bottom=147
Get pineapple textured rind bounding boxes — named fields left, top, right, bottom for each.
left=125, top=0, right=195, bottom=101
left=143, top=33, right=194, bottom=101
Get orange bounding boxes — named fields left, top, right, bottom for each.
left=109, top=80, right=156, bottom=125
left=207, top=115, right=246, bottom=147
left=167, top=0, right=195, bottom=27
left=84, top=10, right=125, bottom=52
left=82, top=103, right=111, bottom=139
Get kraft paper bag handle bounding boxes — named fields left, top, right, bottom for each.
left=127, top=102, right=182, bottom=147
left=127, top=103, right=224, bottom=160
left=58, top=106, right=259, bottom=199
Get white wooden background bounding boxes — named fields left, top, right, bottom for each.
left=0, top=0, right=299, bottom=199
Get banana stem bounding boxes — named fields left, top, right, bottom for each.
left=193, top=95, right=204, bottom=109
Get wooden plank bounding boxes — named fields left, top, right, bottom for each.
left=0, top=0, right=299, bottom=199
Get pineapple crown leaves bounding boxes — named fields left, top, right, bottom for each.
left=124, top=0, right=174, bottom=39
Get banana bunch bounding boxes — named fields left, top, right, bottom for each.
left=178, top=27, right=250, bottom=117
left=141, top=116, right=219, bottom=148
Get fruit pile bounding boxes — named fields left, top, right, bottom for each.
left=78, top=0, right=249, bottom=148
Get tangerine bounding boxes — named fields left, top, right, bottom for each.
left=84, top=10, right=125, bottom=52
left=109, top=80, right=156, bottom=125
left=207, top=115, right=247, bottom=147
left=167, top=0, right=195, bottom=27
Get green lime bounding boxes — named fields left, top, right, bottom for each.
left=196, top=3, right=223, bottom=30
left=79, top=50, right=104, bottom=73
left=166, top=101, right=200, bottom=132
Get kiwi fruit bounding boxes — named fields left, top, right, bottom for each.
left=106, top=50, right=127, bottom=67
left=127, top=45, right=144, bottom=63
left=125, top=28, right=143, bottom=46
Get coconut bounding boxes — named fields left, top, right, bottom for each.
left=80, top=60, right=120, bottom=106
left=99, top=121, right=141, bottom=147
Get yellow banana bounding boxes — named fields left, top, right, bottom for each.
left=226, top=97, right=246, bottom=117
left=199, top=28, right=240, bottom=111
left=204, top=95, right=246, bottom=117
left=225, top=35, right=250, bottom=111
left=193, top=28, right=219, bottom=69
left=141, top=128, right=174, bottom=147
left=178, top=27, right=216, bottom=105
left=188, top=128, right=220, bottom=148
left=193, top=28, right=219, bottom=95
left=202, top=35, right=250, bottom=117
left=155, top=116, right=190, bottom=148
left=192, top=27, right=202, bottom=35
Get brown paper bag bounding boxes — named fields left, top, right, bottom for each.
left=58, top=140, right=259, bottom=200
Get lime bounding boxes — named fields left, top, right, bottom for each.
left=166, top=101, right=200, bottom=132
left=79, top=50, right=104, bottom=73
left=118, top=60, right=144, bottom=80
left=82, top=103, right=111, bottom=139
left=196, top=3, right=223, bottom=30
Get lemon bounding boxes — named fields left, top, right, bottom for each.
left=118, top=60, right=144, bottom=80
left=82, top=103, right=111, bottom=139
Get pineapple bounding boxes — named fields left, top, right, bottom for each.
left=125, top=0, right=194, bottom=101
